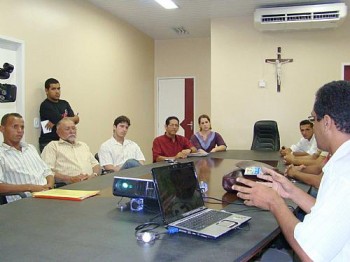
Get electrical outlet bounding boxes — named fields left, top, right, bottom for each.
left=258, top=80, right=266, bottom=88
left=34, top=118, right=40, bottom=128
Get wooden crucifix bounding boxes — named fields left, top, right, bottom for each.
left=265, top=47, right=293, bottom=92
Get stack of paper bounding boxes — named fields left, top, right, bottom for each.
left=33, top=189, right=100, bottom=201
left=188, top=151, right=209, bottom=157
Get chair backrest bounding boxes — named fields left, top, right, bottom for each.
left=0, top=192, right=28, bottom=205
left=251, top=120, right=280, bottom=151
left=94, top=152, right=113, bottom=175
left=94, top=153, right=99, bottom=162
left=0, top=195, right=8, bottom=205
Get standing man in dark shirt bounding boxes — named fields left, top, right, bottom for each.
left=39, top=78, right=79, bottom=152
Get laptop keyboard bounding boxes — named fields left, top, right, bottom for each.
left=176, top=210, right=232, bottom=231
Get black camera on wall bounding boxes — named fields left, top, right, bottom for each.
left=0, top=63, right=17, bottom=103
left=0, top=63, right=14, bottom=79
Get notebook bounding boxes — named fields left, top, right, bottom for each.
left=151, top=162, right=251, bottom=239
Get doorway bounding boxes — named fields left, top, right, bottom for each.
left=342, top=64, right=350, bottom=80
left=157, top=77, right=194, bottom=139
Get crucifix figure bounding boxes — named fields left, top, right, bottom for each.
left=265, top=47, right=293, bottom=92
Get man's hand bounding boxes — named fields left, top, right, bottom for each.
left=280, top=147, right=286, bottom=156
left=257, top=168, right=297, bottom=199
left=28, top=184, right=51, bottom=192
left=285, top=164, right=296, bottom=177
left=285, top=164, right=304, bottom=178
left=175, top=151, right=188, bottom=159
left=280, top=147, right=291, bottom=156
left=233, top=167, right=297, bottom=206
left=181, top=149, right=191, bottom=156
left=114, top=165, right=121, bottom=172
left=45, top=121, right=55, bottom=130
left=175, top=149, right=191, bottom=159
left=232, top=177, right=283, bottom=211
left=283, top=153, right=295, bottom=165
left=69, top=174, right=89, bottom=183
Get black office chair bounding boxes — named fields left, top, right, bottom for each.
left=0, top=192, right=28, bottom=205
left=0, top=195, right=7, bottom=205
left=251, top=120, right=280, bottom=151
left=94, top=153, right=100, bottom=162
left=94, top=153, right=113, bottom=175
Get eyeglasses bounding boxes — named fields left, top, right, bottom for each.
left=308, top=115, right=315, bottom=122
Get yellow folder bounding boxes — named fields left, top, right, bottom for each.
left=33, top=189, right=100, bottom=201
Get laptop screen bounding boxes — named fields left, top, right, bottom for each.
left=152, top=162, right=205, bottom=224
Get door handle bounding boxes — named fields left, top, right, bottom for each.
left=187, top=121, right=193, bottom=130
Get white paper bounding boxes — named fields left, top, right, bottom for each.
left=188, top=151, right=209, bottom=157
left=41, top=120, right=52, bottom=134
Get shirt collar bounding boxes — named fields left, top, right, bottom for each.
left=164, top=133, right=178, bottom=141
left=323, top=139, right=350, bottom=172
left=1, top=141, right=29, bottom=152
left=111, top=136, right=129, bottom=145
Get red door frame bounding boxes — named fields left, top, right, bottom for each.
left=180, top=78, right=194, bottom=139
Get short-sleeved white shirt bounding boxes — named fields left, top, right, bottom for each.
left=0, top=142, right=52, bottom=202
left=294, top=139, right=350, bottom=261
left=98, top=137, right=145, bottom=167
left=290, top=134, right=318, bottom=155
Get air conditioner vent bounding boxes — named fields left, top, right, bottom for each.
left=313, top=11, right=339, bottom=20
left=254, top=3, right=347, bottom=31
left=287, top=13, right=312, bottom=21
left=261, top=14, right=286, bottom=23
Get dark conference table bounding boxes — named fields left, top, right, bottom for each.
left=0, top=150, right=308, bottom=262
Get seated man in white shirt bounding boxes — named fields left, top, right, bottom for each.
left=280, top=119, right=318, bottom=157
left=280, top=119, right=327, bottom=165
left=41, top=118, right=100, bottom=184
left=98, top=115, right=145, bottom=172
left=0, top=113, right=54, bottom=203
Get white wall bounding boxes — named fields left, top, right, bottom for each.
left=211, top=16, right=350, bottom=149
left=155, top=38, right=211, bottom=131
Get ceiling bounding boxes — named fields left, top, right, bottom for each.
left=87, top=0, right=347, bottom=40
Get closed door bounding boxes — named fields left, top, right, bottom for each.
left=344, top=65, right=350, bottom=80
left=157, top=78, right=194, bottom=139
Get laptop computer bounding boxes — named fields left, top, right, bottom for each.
left=151, top=162, right=251, bottom=239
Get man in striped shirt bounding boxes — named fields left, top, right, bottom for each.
left=41, top=118, right=100, bottom=184
left=0, top=113, right=54, bottom=203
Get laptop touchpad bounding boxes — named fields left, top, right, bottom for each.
left=216, top=220, right=238, bottom=228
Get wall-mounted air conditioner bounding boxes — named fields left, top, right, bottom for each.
left=254, top=3, right=347, bottom=31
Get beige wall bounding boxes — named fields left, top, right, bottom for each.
left=211, top=16, right=350, bottom=149
left=0, top=0, right=155, bottom=163
left=2, top=0, right=350, bottom=159
left=155, top=38, right=211, bottom=131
